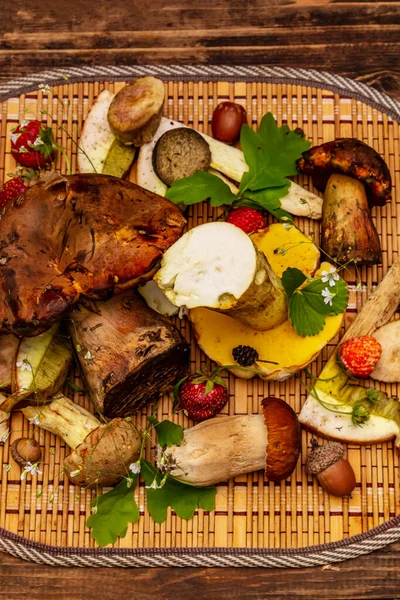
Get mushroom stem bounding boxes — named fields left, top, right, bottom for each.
left=22, top=396, right=142, bottom=487
left=166, top=398, right=300, bottom=486
left=22, top=396, right=100, bottom=450
left=321, top=174, right=382, bottom=265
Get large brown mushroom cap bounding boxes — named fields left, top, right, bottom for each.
left=64, top=418, right=141, bottom=487
left=262, top=397, right=301, bottom=482
left=0, top=174, right=186, bottom=337
left=297, top=138, right=392, bottom=207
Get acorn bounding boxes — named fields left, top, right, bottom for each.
left=10, top=438, right=41, bottom=467
left=306, top=439, right=356, bottom=497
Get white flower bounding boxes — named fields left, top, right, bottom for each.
left=21, top=461, right=42, bottom=480
left=321, top=287, right=334, bottom=306
left=0, top=431, right=10, bottom=443
left=28, top=415, right=41, bottom=426
left=321, top=267, right=340, bottom=287
left=91, top=505, right=98, bottom=515
left=16, top=359, right=32, bottom=372
left=283, top=223, right=293, bottom=231
left=145, top=477, right=162, bottom=490
left=20, top=119, right=30, bottom=128
left=84, top=349, right=94, bottom=360
left=3, top=463, right=11, bottom=472
left=29, top=136, right=43, bottom=148
left=129, top=461, right=141, bottom=474
left=38, top=84, right=52, bottom=93
left=68, top=469, right=81, bottom=478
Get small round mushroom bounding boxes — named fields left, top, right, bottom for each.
left=165, top=396, right=301, bottom=486
left=11, top=438, right=41, bottom=467
left=22, top=396, right=141, bottom=487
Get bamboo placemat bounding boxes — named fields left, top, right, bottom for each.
left=0, top=67, right=400, bottom=567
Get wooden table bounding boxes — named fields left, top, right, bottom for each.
left=0, top=1, right=400, bottom=598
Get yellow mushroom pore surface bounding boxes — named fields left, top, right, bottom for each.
left=190, top=308, right=343, bottom=375
left=251, top=223, right=320, bottom=278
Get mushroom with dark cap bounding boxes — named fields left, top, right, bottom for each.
left=164, top=397, right=301, bottom=486
left=297, top=138, right=391, bottom=265
left=22, top=396, right=141, bottom=487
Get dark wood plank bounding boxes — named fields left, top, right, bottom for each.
left=1, top=0, right=399, bottom=99
left=0, top=2, right=399, bottom=598
left=1, top=542, right=400, bottom=599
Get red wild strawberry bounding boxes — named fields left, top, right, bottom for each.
left=10, top=119, right=57, bottom=168
left=338, top=335, right=382, bottom=379
left=175, top=370, right=228, bottom=421
left=0, top=177, right=28, bottom=209
left=226, top=206, right=267, bottom=234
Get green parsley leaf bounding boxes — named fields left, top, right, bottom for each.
left=281, top=267, right=308, bottom=300
left=148, top=417, right=184, bottom=447
left=38, top=126, right=56, bottom=158
left=87, top=476, right=140, bottom=547
left=141, top=460, right=216, bottom=524
left=289, top=291, right=326, bottom=337
left=165, top=171, right=236, bottom=207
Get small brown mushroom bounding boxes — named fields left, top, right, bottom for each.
left=11, top=438, right=41, bottom=467
left=165, top=397, right=300, bottom=486
left=22, top=396, right=141, bottom=487
left=296, top=138, right=392, bottom=207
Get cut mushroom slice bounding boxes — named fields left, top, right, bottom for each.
left=154, top=222, right=287, bottom=331
left=137, top=117, right=323, bottom=219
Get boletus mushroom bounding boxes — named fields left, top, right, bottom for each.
left=0, top=173, right=186, bottom=337
left=154, top=222, right=287, bottom=331
left=164, top=397, right=300, bottom=486
left=297, top=138, right=391, bottom=265
left=22, top=395, right=141, bottom=487
left=69, top=291, right=190, bottom=417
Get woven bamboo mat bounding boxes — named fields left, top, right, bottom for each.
left=0, top=73, right=399, bottom=556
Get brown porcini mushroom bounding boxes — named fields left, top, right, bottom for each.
left=296, top=138, right=392, bottom=207
left=69, top=291, right=190, bottom=417
left=22, top=395, right=141, bottom=487
left=0, top=173, right=186, bottom=337
left=164, top=397, right=300, bottom=486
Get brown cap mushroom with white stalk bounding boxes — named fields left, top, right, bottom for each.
left=164, top=397, right=300, bottom=487
left=22, top=395, right=141, bottom=487
left=297, top=138, right=392, bottom=265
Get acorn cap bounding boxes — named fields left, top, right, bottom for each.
left=11, top=438, right=41, bottom=467
left=262, top=397, right=301, bottom=482
left=306, top=441, right=344, bottom=475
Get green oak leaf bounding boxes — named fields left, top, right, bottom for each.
left=87, top=476, right=140, bottom=547
left=257, top=113, right=311, bottom=176
left=165, top=170, right=236, bottom=207
left=141, top=460, right=216, bottom=524
left=281, top=267, right=308, bottom=300
left=147, top=417, right=184, bottom=447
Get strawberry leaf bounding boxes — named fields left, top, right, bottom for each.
left=281, top=267, right=308, bottom=300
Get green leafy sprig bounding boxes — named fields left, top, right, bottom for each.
left=165, top=113, right=311, bottom=220
left=281, top=266, right=349, bottom=337
left=86, top=419, right=217, bottom=547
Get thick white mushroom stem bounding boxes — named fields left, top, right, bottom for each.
left=22, top=396, right=141, bottom=487
left=165, top=398, right=300, bottom=486
left=154, top=222, right=287, bottom=331
left=22, top=396, right=100, bottom=451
